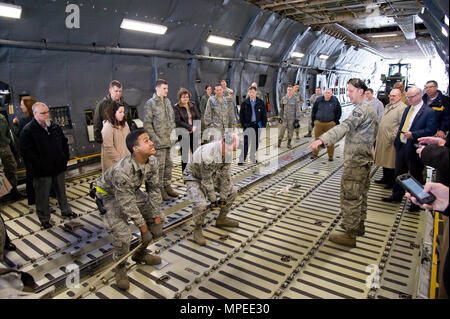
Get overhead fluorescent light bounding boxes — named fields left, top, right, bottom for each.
left=291, top=52, right=305, bottom=58
left=0, top=3, right=22, bottom=19
left=120, top=19, right=167, bottom=35
left=319, top=54, right=329, bottom=60
left=445, top=15, right=449, bottom=26
left=345, top=63, right=351, bottom=67
left=250, top=39, right=271, bottom=48
left=442, top=26, right=449, bottom=37
left=206, top=35, right=235, bottom=46
left=369, top=33, right=399, bottom=38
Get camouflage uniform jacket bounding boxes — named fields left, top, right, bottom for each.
left=143, top=93, right=175, bottom=149
left=223, top=87, right=234, bottom=98
left=183, top=141, right=231, bottom=203
left=319, top=98, right=379, bottom=167
left=203, top=95, right=234, bottom=129
left=0, top=114, right=11, bottom=148
left=294, top=92, right=304, bottom=105
left=280, top=95, right=301, bottom=122
left=95, top=154, right=162, bottom=227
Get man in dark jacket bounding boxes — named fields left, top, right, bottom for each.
left=239, top=86, right=267, bottom=164
left=382, top=87, right=438, bottom=211
left=311, top=88, right=342, bottom=161
left=20, top=102, right=76, bottom=228
left=423, top=80, right=449, bottom=138
left=93, top=80, right=129, bottom=144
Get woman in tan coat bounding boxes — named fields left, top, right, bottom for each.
left=374, top=89, right=408, bottom=188
left=101, top=102, right=130, bottom=172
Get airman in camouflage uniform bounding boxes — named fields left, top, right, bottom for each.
left=94, top=129, right=164, bottom=290
left=278, top=85, right=302, bottom=148
left=310, top=78, right=379, bottom=247
left=183, top=133, right=239, bottom=246
left=293, top=84, right=304, bottom=139
left=0, top=113, right=22, bottom=199
left=143, top=79, right=179, bottom=201
left=204, top=84, right=235, bottom=139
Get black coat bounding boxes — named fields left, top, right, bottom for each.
left=173, top=103, right=201, bottom=131
left=394, top=104, right=438, bottom=160
left=239, top=97, right=267, bottom=128
left=421, top=135, right=449, bottom=186
left=19, top=118, right=70, bottom=177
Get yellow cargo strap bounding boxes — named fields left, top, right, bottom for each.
left=95, top=186, right=107, bottom=194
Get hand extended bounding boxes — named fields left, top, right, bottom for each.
left=308, top=139, right=323, bottom=152
left=406, top=182, right=449, bottom=212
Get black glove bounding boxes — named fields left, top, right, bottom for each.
left=293, top=120, right=300, bottom=129
left=210, top=201, right=220, bottom=210
left=218, top=200, right=227, bottom=208
left=141, top=229, right=153, bottom=247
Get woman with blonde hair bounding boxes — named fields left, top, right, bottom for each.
left=101, top=101, right=130, bottom=172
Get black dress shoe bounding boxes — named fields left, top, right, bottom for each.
left=42, top=222, right=52, bottom=229
left=238, top=162, right=244, bottom=166
left=5, top=242, right=16, bottom=251
left=328, top=157, right=334, bottom=161
left=63, top=212, right=78, bottom=219
left=375, top=179, right=387, bottom=184
left=382, top=196, right=401, bottom=203
left=384, top=184, right=393, bottom=189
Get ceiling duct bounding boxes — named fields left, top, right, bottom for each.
left=394, top=15, right=416, bottom=40
left=331, top=23, right=370, bottom=44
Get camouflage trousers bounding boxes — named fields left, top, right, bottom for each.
left=278, top=120, right=295, bottom=142
left=340, top=164, right=371, bottom=236
left=0, top=214, right=5, bottom=262
left=155, top=147, right=173, bottom=188
left=186, top=180, right=237, bottom=226
left=102, top=191, right=163, bottom=263
left=0, top=146, right=17, bottom=188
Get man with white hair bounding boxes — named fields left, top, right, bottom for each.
left=20, top=102, right=76, bottom=228
left=382, top=87, right=438, bottom=212
left=311, top=88, right=342, bottom=161
left=374, top=89, right=407, bottom=189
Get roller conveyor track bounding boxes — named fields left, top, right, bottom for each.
left=54, top=142, right=426, bottom=299
left=1, top=131, right=311, bottom=291
left=1, top=127, right=427, bottom=299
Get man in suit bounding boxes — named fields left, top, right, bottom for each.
left=382, top=87, right=438, bottom=211
left=239, top=86, right=267, bottom=165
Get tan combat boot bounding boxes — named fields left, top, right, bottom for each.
left=165, top=185, right=179, bottom=197
left=132, top=250, right=161, bottom=265
left=215, top=211, right=239, bottom=228
left=160, top=188, right=171, bottom=201
left=193, top=225, right=206, bottom=246
left=329, top=232, right=356, bottom=247
left=287, top=139, right=292, bottom=148
left=115, top=265, right=130, bottom=290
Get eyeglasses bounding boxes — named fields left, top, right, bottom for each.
left=38, top=111, right=50, bottom=115
left=425, top=85, right=436, bottom=89
left=406, top=93, right=419, bottom=99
